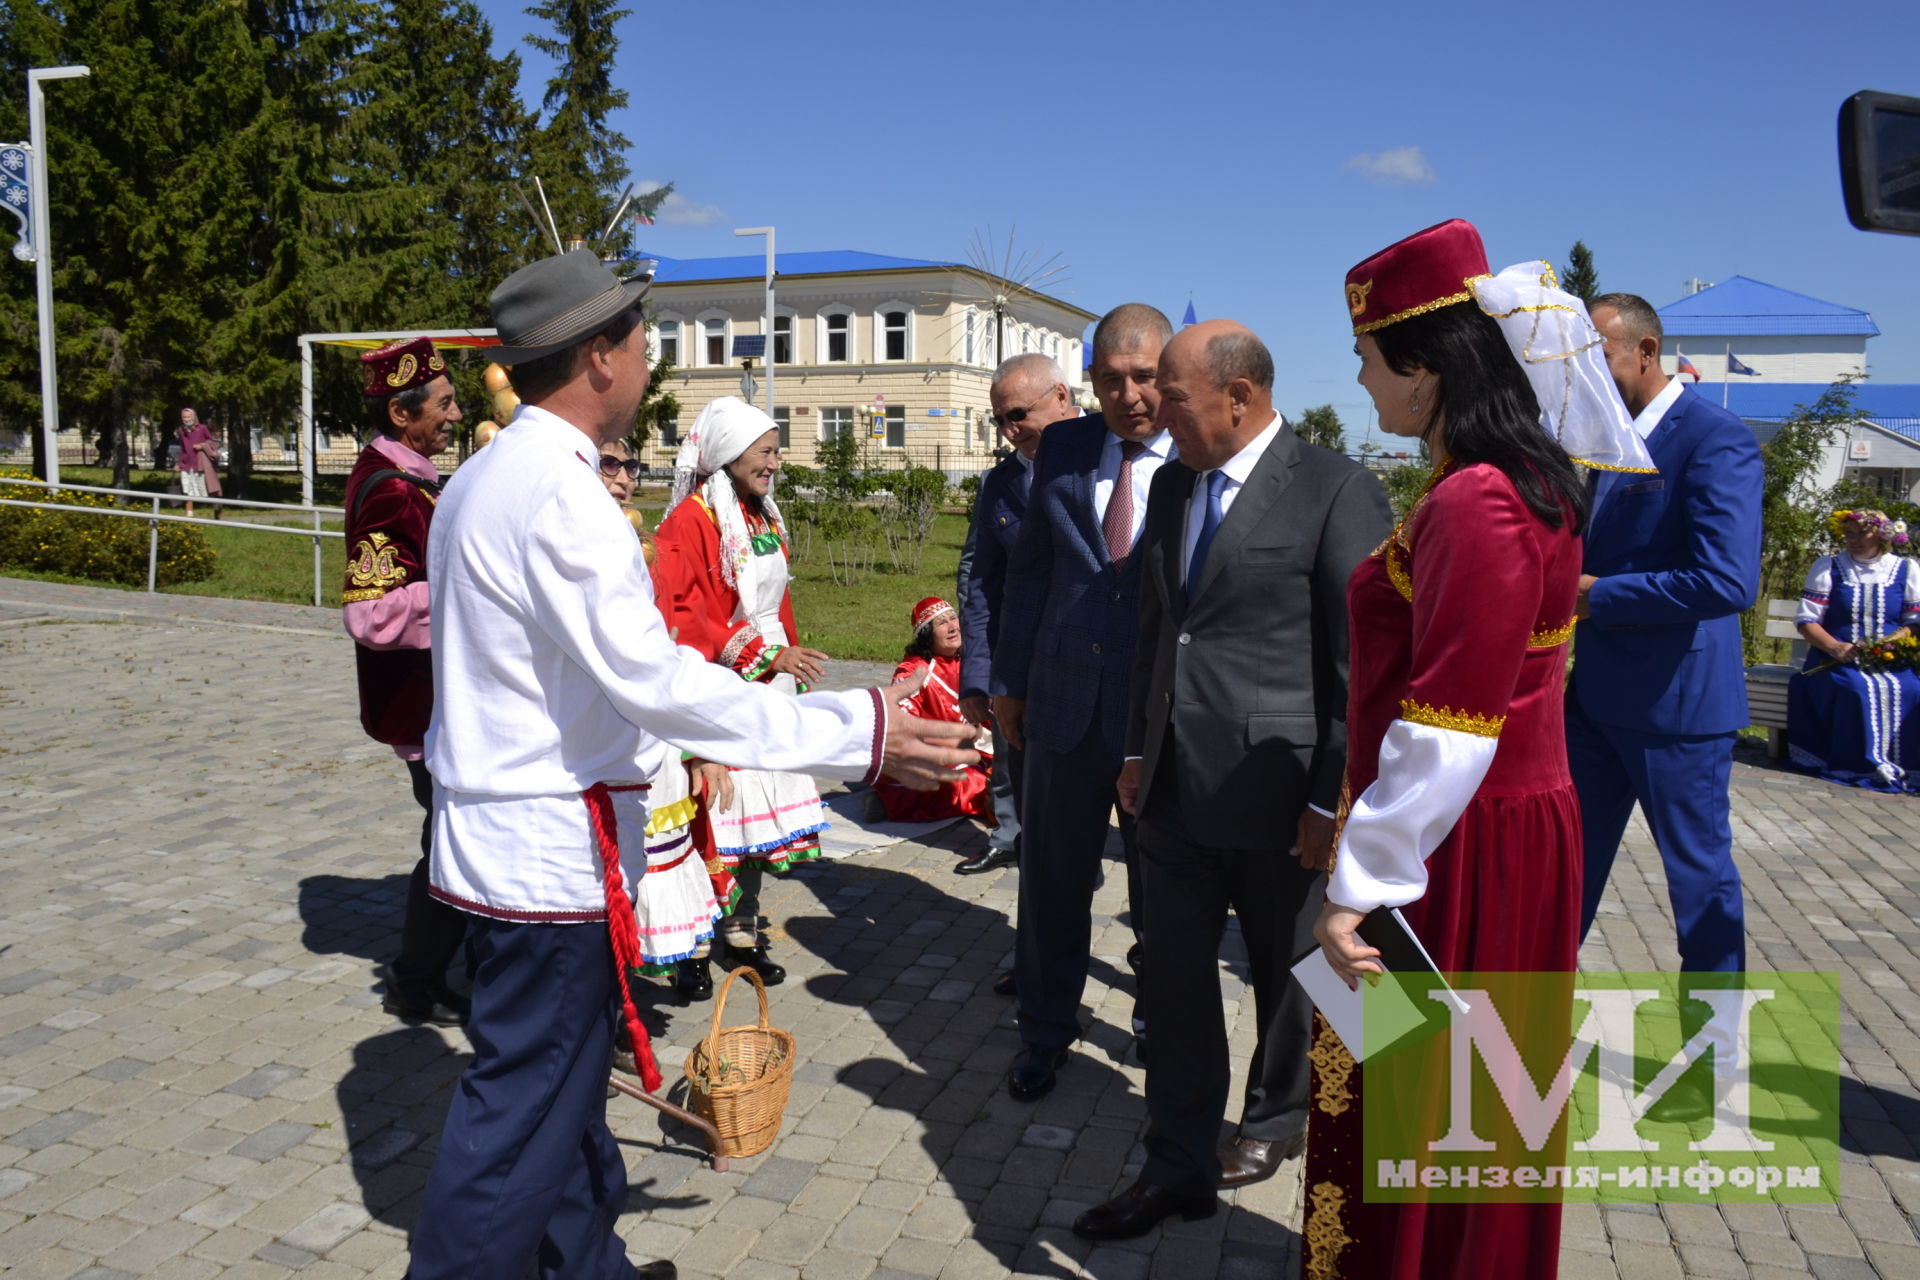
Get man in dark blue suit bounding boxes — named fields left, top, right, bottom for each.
left=991, top=303, right=1175, bottom=1100
left=953, top=353, right=1081, bottom=878
left=1571, top=293, right=1762, bottom=989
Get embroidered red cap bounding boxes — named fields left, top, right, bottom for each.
left=912, top=597, right=955, bottom=632
left=361, top=337, right=449, bottom=397
left=1344, top=219, right=1491, bottom=335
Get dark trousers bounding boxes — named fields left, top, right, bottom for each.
left=1137, top=761, right=1320, bottom=1197
left=725, top=860, right=765, bottom=931
left=987, top=726, right=1023, bottom=855
left=392, top=759, right=468, bottom=995
left=1014, top=715, right=1140, bottom=1050
left=406, top=919, right=637, bottom=1280
left=1567, top=700, right=1745, bottom=972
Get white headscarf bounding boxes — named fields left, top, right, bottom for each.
left=662, top=397, right=787, bottom=590
left=1471, top=263, right=1656, bottom=474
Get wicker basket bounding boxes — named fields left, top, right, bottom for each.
left=682, top=966, right=796, bottom=1158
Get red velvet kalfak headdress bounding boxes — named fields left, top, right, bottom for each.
left=1344, top=219, right=1491, bottom=335
left=361, top=337, right=449, bottom=397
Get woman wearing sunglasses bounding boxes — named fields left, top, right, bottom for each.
left=650, top=397, right=831, bottom=986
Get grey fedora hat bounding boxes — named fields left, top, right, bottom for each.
left=488, top=250, right=651, bottom=364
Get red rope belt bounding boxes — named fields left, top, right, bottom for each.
left=581, top=782, right=663, bottom=1093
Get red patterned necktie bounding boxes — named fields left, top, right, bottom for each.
left=1103, top=441, right=1145, bottom=566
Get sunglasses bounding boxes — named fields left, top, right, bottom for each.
left=988, top=388, right=1054, bottom=430
left=598, top=455, right=642, bottom=478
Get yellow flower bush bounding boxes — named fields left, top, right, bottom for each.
left=0, top=468, right=217, bottom=587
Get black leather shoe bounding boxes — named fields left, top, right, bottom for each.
left=1217, top=1132, right=1304, bottom=1188
left=1127, top=941, right=1144, bottom=973
left=675, top=956, right=713, bottom=1002
left=1645, top=1075, right=1715, bottom=1124
left=955, top=845, right=1019, bottom=876
left=634, top=1261, right=676, bottom=1278
left=1072, top=1179, right=1217, bottom=1239
left=1008, top=1044, right=1069, bottom=1101
left=991, top=969, right=1017, bottom=997
left=382, top=986, right=469, bottom=1027
left=722, top=940, right=786, bottom=986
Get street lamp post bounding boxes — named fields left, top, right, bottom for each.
left=28, top=65, right=90, bottom=486
left=733, top=226, right=775, bottom=420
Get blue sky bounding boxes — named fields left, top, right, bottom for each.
left=482, top=0, right=1920, bottom=444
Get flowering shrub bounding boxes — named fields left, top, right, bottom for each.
left=0, top=469, right=218, bottom=587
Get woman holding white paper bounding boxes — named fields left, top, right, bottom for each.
left=1302, top=219, right=1654, bottom=1280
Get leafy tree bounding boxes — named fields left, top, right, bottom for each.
left=1743, top=376, right=1861, bottom=663
left=1563, top=240, right=1599, bottom=304
left=627, top=350, right=678, bottom=452
left=1297, top=404, right=1346, bottom=453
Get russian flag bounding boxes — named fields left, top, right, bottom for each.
left=1676, top=351, right=1701, bottom=381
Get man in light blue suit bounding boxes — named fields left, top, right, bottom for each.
left=1570, top=293, right=1762, bottom=979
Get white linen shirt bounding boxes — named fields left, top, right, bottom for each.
left=425, top=404, right=883, bottom=921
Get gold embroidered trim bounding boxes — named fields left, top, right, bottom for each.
left=1529, top=618, right=1576, bottom=648
left=1400, top=699, right=1505, bottom=738
left=1384, top=540, right=1413, bottom=602
left=1304, top=1181, right=1355, bottom=1280
left=1571, top=455, right=1660, bottom=475
left=1346, top=280, right=1373, bottom=318
left=347, top=531, right=407, bottom=593
left=341, top=587, right=388, bottom=603
left=1353, top=287, right=1474, bottom=335
left=645, top=795, right=698, bottom=837
left=1310, top=1013, right=1356, bottom=1117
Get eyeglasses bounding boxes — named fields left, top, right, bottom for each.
left=988, top=388, right=1055, bottom=430
left=598, top=455, right=642, bottom=478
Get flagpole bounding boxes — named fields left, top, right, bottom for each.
left=1723, top=344, right=1730, bottom=410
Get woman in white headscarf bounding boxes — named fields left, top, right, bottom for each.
left=650, top=398, right=830, bottom=986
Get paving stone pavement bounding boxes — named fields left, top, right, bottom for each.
left=0, top=577, right=1916, bottom=1279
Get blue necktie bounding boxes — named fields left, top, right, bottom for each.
left=1186, top=470, right=1229, bottom=600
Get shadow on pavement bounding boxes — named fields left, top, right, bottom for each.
left=297, top=872, right=412, bottom=964
left=784, top=854, right=1294, bottom=1276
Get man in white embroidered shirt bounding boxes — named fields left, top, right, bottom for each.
left=406, top=251, right=976, bottom=1280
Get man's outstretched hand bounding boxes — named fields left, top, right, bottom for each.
left=879, top=667, right=978, bottom=788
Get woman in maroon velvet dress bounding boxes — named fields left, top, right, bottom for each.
left=1302, top=220, right=1652, bottom=1280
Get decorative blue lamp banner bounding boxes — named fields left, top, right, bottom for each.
left=1, top=142, right=32, bottom=262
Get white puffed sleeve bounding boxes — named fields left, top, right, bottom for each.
left=1796, top=556, right=1835, bottom=625
left=1326, top=719, right=1498, bottom=914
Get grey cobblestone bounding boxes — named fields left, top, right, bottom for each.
left=2, top=579, right=1918, bottom=1278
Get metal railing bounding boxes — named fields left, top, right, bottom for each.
left=0, top=477, right=345, bottom=606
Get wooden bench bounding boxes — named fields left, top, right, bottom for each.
left=1746, top=599, right=1808, bottom=759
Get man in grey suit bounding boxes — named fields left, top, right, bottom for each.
left=991, top=304, right=1174, bottom=1102
left=1075, top=320, right=1390, bottom=1239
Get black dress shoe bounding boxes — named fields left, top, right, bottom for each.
left=955, top=845, right=1019, bottom=876
left=991, top=969, right=1017, bottom=997
left=634, top=1261, right=676, bottom=1278
left=1645, top=1076, right=1715, bottom=1124
left=1216, top=1132, right=1304, bottom=1188
left=721, top=940, right=786, bottom=986
left=1008, top=1044, right=1069, bottom=1101
left=675, top=956, right=713, bottom=1002
left=382, top=986, right=469, bottom=1027
left=1127, top=941, right=1144, bottom=972
left=1072, top=1179, right=1217, bottom=1240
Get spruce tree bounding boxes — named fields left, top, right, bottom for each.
left=1563, top=241, right=1600, bottom=304
left=524, top=0, right=633, bottom=243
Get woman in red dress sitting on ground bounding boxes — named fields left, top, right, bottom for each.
left=868, top=597, right=995, bottom=823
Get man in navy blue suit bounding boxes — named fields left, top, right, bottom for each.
left=953, top=353, right=1081, bottom=878
left=991, top=303, right=1175, bottom=1101
left=1571, top=293, right=1762, bottom=990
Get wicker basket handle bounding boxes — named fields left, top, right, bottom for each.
left=704, top=964, right=772, bottom=1059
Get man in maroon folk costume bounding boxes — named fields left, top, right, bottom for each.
left=342, top=337, right=470, bottom=1027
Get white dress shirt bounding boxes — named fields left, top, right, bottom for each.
left=1632, top=376, right=1684, bottom=439
left=1093, top=427, right=1175, bottom=550
left=1180, top=413, right=1285, bottom=584
left=425, top=404, right=883, bottom=921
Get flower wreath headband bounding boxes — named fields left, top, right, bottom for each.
left=1828, top=508, right=1911, bottom=548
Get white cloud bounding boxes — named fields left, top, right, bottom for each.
left=1346, top=147, right=1436, bottom=186
left=635, top=179, right=727, bottom=228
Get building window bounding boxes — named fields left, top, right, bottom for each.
left=820, top=406, right=853, bottom=442
left=1022, top=324, right=1034, bottom=354
left=772, top=407, right=791, bottom=449
left=820, top=308, right=852, bottom=362
left=702, top=317, right=727, bottom=366
left=881, top=405, right=906, bottom=449
left=661, top=417, right=680, bottom=447
left=880, top=309, right=909, bottom=361
left=656, top=319, right=679, bottom=366
left=772, top=314, right=793, bottom=365
left=964, top=309, right=977, bottom=365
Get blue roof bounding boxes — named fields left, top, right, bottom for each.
left=636, top=249, right=956, bottom=283
left=1703, top=381, right=1920, bottom=434
left=1657, top=276, right=1879, bottom=337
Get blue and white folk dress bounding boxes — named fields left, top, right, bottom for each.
left=1787, top=551, right=1920, bottom=792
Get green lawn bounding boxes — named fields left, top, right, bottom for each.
left=788, top=512, right=970, bottom=663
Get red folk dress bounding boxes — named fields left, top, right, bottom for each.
left=871, top=652, right=994, bottom=823
left=1302, top=463, right=1584, bottom=1280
